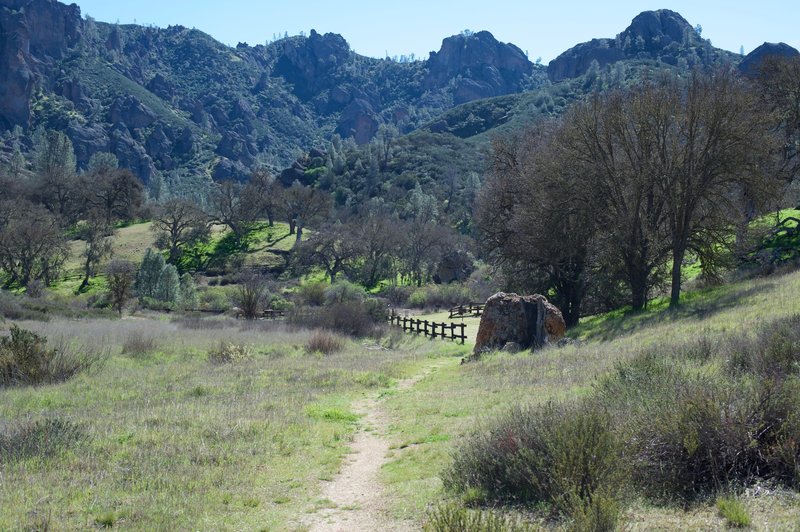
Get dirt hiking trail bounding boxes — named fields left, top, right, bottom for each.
left=304, top=363, right=443, bottom=531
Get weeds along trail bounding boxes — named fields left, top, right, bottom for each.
left=305, top=363, right=446, bottom=532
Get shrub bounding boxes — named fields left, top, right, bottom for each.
left=297, top=281, right=326, bottom=306
left=423, top=502, right=537, bottom=532
left=179, top=274, right=198, bottom=309
left=716, top=496, right=751, bottom=528
left=324, top=280, right=366, bottom=305
left=0, top=290, right=25, bottom=320
left=121, top=331, right=158, bottom=358
left=0, top=326, right=106, bottom=386
left=380, top=285, right=413, bottom=306
left=408, top=284, right=474, bottom=309
left=235, top=273, right=270, bottom=319
left=599, top=348, right=800, bottom=501
left=305, top=330, right=347, bottom=355
left=207, top=342, right=252, bottom=364
left=444, top=401, right=622, bottom=518
left=727, top=314, right=800, bottom=378
left=289, top=299, right=385, bottom=338
left=0, top=417, right=86, bottom=462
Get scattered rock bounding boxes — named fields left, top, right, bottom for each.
left=501, top=342, right=522, bottom=353
left=474, top=292, right=566, bottom=354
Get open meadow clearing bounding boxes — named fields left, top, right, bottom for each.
left=2, top=269, right=800, bottom=529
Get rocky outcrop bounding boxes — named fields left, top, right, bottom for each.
left=548, top=9, right=709, bottom=82
left=474, top=293, right=566, bottom=354
left=0, top=6, right=35, bottom=129
left=273, top=29, right=351, bottom=101
left=425, top=31, right=533, bottom=104
left=739, top=42, right=800, bottom=77
left=336, top=99, right=379, bottom=145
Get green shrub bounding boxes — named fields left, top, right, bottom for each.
left=207, top=342, right=252, bottom=365
left=0, top=325, right=106, bottom=386
left=0, top=417, right=86, bottom=462
left=305, top=330, right=346, bottom=355
left=444, top=401, right=622, bottom=517
left=423, top=502, right=537, bottom=532
left=297, top=281, right=326, bottom=306
left=324, top=280, right=366, bottom=304
left=716, top=496, right=751, bottom=528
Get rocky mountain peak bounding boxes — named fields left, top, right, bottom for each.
left=548, top=9, right=710, bottom=82
left=425, top=30, right=533, bottom=104
left=273, top=29, right=351, bottom=100
left=739, top=42, right=800, bottom=76
left=621, top=9, right=696, bottom=51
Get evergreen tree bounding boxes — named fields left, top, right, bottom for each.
left=135, top=248, right=166, bottom=299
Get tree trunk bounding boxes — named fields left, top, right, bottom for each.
left=669, top=246, right=686, bottom=308
left=79, top=254, right=91, bottom=291
left=629, top=270, right=648, bottom=312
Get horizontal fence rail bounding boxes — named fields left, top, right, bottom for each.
left=448, top=303, right=485, bottom=319
left=388, top=312, right=467, bottom=344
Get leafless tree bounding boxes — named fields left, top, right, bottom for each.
left=151, top=198, right=209, bottom=265
left=106, top=259, right=136, bottom=316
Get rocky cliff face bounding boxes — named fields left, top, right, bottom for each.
left=548, top=9, right=724, bottom=82
left=0, top=0, right=82, bottom=129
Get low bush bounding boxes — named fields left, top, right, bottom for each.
left=0, top=417, right=86, bottom=462
left=297, top=281, right=327, bottom=306
left=305, top=330, right=346, bottom=355
left=324, top=280, right=366, bottom=305
left=289, top=299, right=387, bottom=338
left=121, top=331, right=158, bottom=358
left=423, top=502, right=537, bottom=532
left=207, top=342, right=252, bottom=364
left=716, top=495, right=751, bottom=528
left=380, top=285, right=414, bottom=306
left=0, top=290, right=25, bottom=320
left=0, top=326, right=107, bottom=387
left=727, top=314, right=800, bottom=378
left=408, top=284, right=474, bottom=310
left=444, top=401, right=622, bottom=519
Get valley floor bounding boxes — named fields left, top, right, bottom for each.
left=3, top=269, right=800, bottom=529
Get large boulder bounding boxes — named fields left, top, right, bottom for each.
left=474, top=293, right=566, bottom=354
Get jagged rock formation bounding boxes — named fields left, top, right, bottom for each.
left=739, top=42, right=800, bottom=76
left=547, top=9, right=731, bottom=82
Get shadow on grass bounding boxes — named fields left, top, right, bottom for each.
left=575, top=282, right=778, bottom=342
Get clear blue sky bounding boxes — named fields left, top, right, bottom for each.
left=71, top=1, right=799, bottom=62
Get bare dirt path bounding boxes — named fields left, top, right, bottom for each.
left=304, top=364, right=443, bottom=531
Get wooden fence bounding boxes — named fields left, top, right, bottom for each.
left=448, top=303, right=485, bottom=319
left=388, top=312, right=467, bottom=344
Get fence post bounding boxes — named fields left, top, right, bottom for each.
left=450, top=323, right=456, bottom=342
left=458, top=323, right=466, bottom=345
left=423, top=320, right=429, bottom=338
left=431, top=322, right=437, bottom=339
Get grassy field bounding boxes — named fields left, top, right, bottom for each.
left=0, top=318, right=454, bottom=530
left=4, top=267, right=800, bottom=529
